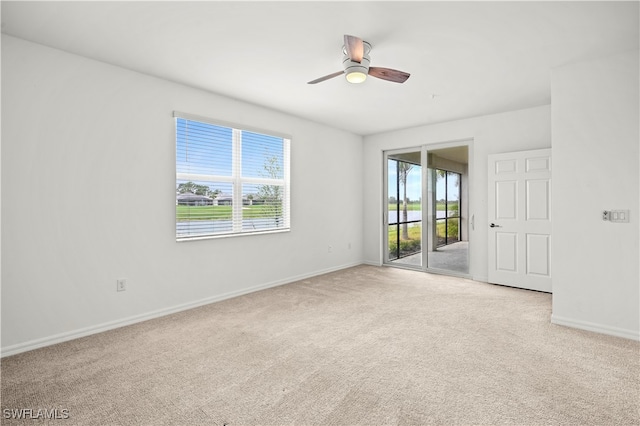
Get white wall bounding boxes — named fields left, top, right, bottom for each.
left=1, top=36, right=364, bottom=355
left=551, top=50, right=639, bottom=340
left=363, top=105, right=551, bottom=281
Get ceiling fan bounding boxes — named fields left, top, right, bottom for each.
left=308, top=35, right=410, bottom=85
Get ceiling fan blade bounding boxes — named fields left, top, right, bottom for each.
left=344, top=34, right=363, bottom=63
left=368, top=67, right=411, bottom=83
left=307, top=70, right=345, bottom=84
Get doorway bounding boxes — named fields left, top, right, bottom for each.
left=384, top=144, right=470, bottom=276
left=487, top=148, right=551, bottom=292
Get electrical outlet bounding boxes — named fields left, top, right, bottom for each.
left=116, top=279, right=127, bottom=292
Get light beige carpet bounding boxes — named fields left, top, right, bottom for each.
left=2, top=265, right=639, bottom=425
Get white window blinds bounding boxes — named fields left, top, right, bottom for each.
left=175, top=112, right=290, bottom=240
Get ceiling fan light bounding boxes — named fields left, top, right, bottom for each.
left=346, top=71, right=367, bottom=84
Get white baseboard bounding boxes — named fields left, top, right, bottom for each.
left=551, top=315, right=640, bottom=341
left=1, top=262, right=363, bottom=358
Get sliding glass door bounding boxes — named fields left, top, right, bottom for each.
left=384, top=145, right=470, bottom=276
left=385, top=150, right=422, bottom=267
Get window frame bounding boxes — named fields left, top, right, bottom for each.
left=174, top=111, right=291, bottom=241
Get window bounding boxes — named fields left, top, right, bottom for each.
left=175, top=112, right=290, bottom=240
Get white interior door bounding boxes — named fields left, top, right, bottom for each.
left=488, top=149, right=551, bottom=292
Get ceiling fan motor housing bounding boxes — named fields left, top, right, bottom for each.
left=342, top=41, right=371, bottom=79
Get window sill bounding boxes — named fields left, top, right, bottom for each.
left=176, top=228, right=291, bottom=242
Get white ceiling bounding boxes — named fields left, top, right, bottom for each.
left=2, top=1, right=638, bottom=136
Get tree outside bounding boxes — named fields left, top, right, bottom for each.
left=257, top=154, right=283, bottom=226
left=176, top=181, right=219, bottom=198
left=398, top=162, right=413, bottom=240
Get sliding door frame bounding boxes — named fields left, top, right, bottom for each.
left=383, top=146, right=425, bottom=267
left=382, top=139, right=473, bottom=279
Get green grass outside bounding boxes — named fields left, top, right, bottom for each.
left=388, top=201, right=459, bottom=212
left=387, top=221, right=458, bottom=241
left=388, top=223, right=422, bottom=257
left=438, top=201, right=459, bottom=212
left=387, top=220, right=459, bottom=252
left=176, top=204, right=279, bottom=221
left=388, top=203, right=421, bottom=211
left=436, top=218, right=460, bottom=245
left=388, top=223, right=421, bottom=241
left=388, top=216, right=461, bottom=257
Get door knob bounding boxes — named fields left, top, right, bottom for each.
left=490, top=223, right=501, bottom=228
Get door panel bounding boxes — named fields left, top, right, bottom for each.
left=526, top=234, right=550, bottom=276
left=526, top=180, right=550, bottom=220
left=488, top=148, right=552, bottom=292
left=526, top=156, right=550, bottom=172
left=496, top=181, right=517, bottom=219
left=496, top=159, right=517, bottom=174
left=496, top=232, right=517, bottom=272
left=385, top=152, right=422, bottom=267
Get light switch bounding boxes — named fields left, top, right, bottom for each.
left=610, top=210, right=630, bottom=223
